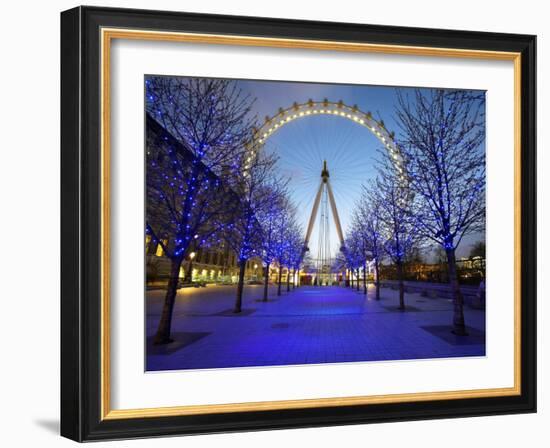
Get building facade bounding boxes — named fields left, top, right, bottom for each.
left=145, top=236, right=265, bottom=286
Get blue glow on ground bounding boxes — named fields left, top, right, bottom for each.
left=146, top=285, right=485, bottom=372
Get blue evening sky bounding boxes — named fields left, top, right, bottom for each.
left=232, top=79, right=484, bottom=261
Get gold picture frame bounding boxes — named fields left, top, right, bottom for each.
left=61, top=6, right=536, bottom=441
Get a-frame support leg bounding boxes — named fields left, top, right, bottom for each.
left=303, top=182, right=324, bottom=252
left=326, top=180, right=345, bottom=249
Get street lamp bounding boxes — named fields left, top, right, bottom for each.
left=254, top=263, right=258, bottom=280
left=185, top=251, right=196, bottom=283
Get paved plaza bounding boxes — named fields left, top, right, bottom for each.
left=146, top=284, right=485, bottom=371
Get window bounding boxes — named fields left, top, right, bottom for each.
left=155, top=239, right=167, bottom=257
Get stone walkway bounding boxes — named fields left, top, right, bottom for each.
left=146, top=284, right=485, bottom=371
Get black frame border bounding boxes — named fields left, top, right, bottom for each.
left=60, top=6, right=536, bottom=442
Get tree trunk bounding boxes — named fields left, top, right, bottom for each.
left=292, top=269, right=296, bottom=290
left=277, top=267, right=283, bottom=296
left=184, top=260, right=193, bottom=283
left=446, top=248, right=467, bottom=335
left=234, top=259, right=247, bottom=313
left=356, top=270, right=360, bottom=291
left=154, top=257, right=183, bottom=345
left=350, top=271, right=353, bottom=289
left=375, top=259, right=381, bottom=301
left=363, top=262, right=367, bottom=295
left=397, top=261, right=405, bottom=310
left=263, top=263, right=270, bottom=302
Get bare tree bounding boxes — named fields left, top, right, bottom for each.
left=469, top=241, right=486, bottom=259
left=347, top=184, right=385, bottom=299
left=375, top=156, right=421, bottom=310
left=395, top=88, right=485, bottom=334
left=145, top=76, right=256, bottom=344
left=346, top=218, right=368, bottom=294
left=286, top=224, right=304, bottom=291
left=256, top=185, right=289, bottom=301
left=273, top=200, right=299, bottom=296
left=360, top=185, right=385, bottom=300
left=343, top=229, right=363, bottom=292
left=224, top=151, right=283, bottom=313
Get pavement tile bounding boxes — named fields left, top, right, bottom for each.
left=146, top=284, right=486, bottom=371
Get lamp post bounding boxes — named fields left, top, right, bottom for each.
left=254, top=263, right=258, bottom=280
left=185, top=251, right=196, bottom=283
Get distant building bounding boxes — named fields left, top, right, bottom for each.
left=145, top=114, right=265, bottom=287
left=379, top=256, right=485, bottom=285
left=146, top=234, right=267, bottom=285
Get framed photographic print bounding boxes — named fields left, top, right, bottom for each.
left=60, top=6, right=536, bottom=442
